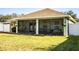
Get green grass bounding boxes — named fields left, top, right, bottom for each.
left=48, top=36, right=79, bottom=51
left=0, top=33, right=66, bottom=51
left=1, top=33, right=79, bottom=51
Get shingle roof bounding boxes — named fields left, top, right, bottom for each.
left=12, top=8, right=76, bottom=23
left=17, top=8, right=67, bottom=19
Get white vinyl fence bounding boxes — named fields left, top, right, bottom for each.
left=0, top=22, right=11, bottom=32
left=69, top=23, right=79, bottom=35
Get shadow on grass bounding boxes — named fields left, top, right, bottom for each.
left=48, top=36, right=79, bottom=51
left=0, top=32, right=63, bottom=36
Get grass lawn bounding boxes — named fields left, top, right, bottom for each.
left=0, top=33, right=79, bottom=51
left=0, top=33, right=66, bottom=51
left=49, top=36, right=79, bottom=51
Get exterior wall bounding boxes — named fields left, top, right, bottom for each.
left=69, top=22, right=79, bottom=35
left=0, top=22, right=11, bottom=32
left=63, top=18, right=69, bottom=37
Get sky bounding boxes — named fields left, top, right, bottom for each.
left=0, top=8, right=79, bottom=18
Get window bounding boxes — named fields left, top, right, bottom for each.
left=54, top=26, right=60, bottom=29
left=54, top=21, right=60, bottom=25
left=53, top=21, right=61, bottom=32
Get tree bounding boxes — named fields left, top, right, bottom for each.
left=65, top=10, right=79, bottom=21
left=0, top=15, right=12, bottom=22
left=0, top=13, right=25, bottom=22
left=11, top=13, right=17, bottom=18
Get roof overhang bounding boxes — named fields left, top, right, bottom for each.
left=10, top=15, right=77, bottom=23
left=68, top=15, right=77, bottom=23
left=8, top=8, right=77, bottom=23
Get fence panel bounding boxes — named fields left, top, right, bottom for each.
left=0, top=23, right=4, bottom=31
left=69, top=23, right=79, bottom=35
left=0, top=22, right=10, bottom=32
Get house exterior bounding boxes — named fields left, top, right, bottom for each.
left=11, top=8, right=76, bottom=36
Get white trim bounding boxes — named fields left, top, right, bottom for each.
left=36, top=19, right=39, bottom=34
left=16, top=20, right=18, bottom=33
left=63, top=18, right=68, bottom=37
left=63, top=18, right=66, bottom=36
left=13, top=15, right=68, bottom=21
left=66, top=19, right=69, bottom=37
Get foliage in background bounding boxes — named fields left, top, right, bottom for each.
left=65, top=10, right=79, bottom=22
left=0, top=15, right=12, bottom=22
left=0, top=13, right=23, bottom=22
